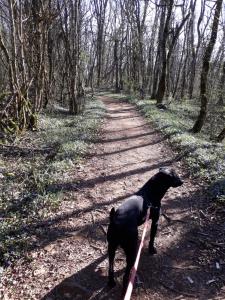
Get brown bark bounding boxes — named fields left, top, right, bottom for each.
left=114, top=39, right=120, bottom=92
left=218, top=61, right=225, bottom=105
left=216, top=127, right=225, bottom=142
left=93, top=0, right=108, bottom=87
left=151, top=3, right=166, bottom=99
left=155, top=0, right=174, bottom=104
left=192, top=0, right=223, bottom=133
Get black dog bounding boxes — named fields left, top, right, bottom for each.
left=107, top=167, right=183, bottom=291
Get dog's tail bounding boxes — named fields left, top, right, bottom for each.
left=109, top=207, right=115, bottom=223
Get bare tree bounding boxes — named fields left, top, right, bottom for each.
left=217, top=127, right=225, bottom=142
left=93, top=0, right=108, bottom=87
left=155, top=0, right=174, bottom=103
left=0, top=0, right=225, bottom=139
left=192, top=0, right=223, bottom=133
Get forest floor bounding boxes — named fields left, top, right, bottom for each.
left=1, top=94, right=225, bottom=300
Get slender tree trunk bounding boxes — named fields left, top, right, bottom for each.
left=172, top=39, right=185, bottom=98
left=94, top=0, right=108, bottom=87
left=216, top=127, right=225, bottom=142
left=114, top=39, right=120, bottom=92
left=217, top=61, right=225, bottom=105
left=151, top=3, right=165, bottom=99
left=192, top=0, right=223, bottom=133
left=155, top=0, right=174, bottom=104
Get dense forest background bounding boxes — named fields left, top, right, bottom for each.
left=0, top=0, right=224, bottom=140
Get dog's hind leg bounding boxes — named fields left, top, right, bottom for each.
left=148, top=223, right=158, bottom=255
left=122, top=229, right=138, bottom=294
left=107, top=215, right=118, bottom=288
left=108, top=241, right=118, bottom=287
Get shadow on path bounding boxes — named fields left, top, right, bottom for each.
left=47, top=158, right=174, bottom=193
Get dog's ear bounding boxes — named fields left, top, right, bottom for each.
left=159, top=167, right=172, bottom=176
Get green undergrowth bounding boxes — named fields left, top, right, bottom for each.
left=112, top=93, right=225, bottom=203
left=0, top=97, right=105, bottom=266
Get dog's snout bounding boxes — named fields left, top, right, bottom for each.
left=172, top=177, right=183, bottom=187
left=177, top=178, right=183, bottom=186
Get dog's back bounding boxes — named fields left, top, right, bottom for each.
left=109, top=195, right=144, bottom=229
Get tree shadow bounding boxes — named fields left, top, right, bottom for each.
left=92, top=137, right=167, bottom=157
left=93, top=131, right=155, bottom=144
left=105, top=107, right=138, bottom=114
left=42, top=101, right=105, bottom=119
left=41, top=254, right=118, bottom=300
left=0, top=146, right=174, bottom=266
left=2, top=193, right=130, bottom=255
left=107, top=115, right=142, bottom=120
left=47, top=158, right=174, bottom=194
left=0, top=144, right=55, bottom=158
left=105, top=123, right=151, bottom=133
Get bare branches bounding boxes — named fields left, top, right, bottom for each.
left=0, top=0, right=225, bottom=139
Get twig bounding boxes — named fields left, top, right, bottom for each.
left=199, top=210, right=209, bottom=219
left=98, top=224, right=107, bottom=236
left=65, top=281, right=91, bottom=295
left=162, top=212, right=171, bottom=223
left=90, top=244, right=105, bottom=255
left=210, top=241, right=225, bottom=247
left=161, top=212, right=186, bottom=224
left=159, top=280, right=197, bottom=298
left=197, top=232, right=210, bottom=237
left=95, top=209, right=105, bottom=213
left=163, top=265, right=200, bottom=270
left=90, top=211, right=95, bottom=224
left=170, top=219, right=186, bottom=224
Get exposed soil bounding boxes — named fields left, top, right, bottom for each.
left=1, top=95, right=225, bottom=300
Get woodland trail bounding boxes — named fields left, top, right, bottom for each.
left=2, top=94, right=225, bottom=300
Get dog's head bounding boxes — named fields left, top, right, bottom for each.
left=159, top=167, right=183, bottom=187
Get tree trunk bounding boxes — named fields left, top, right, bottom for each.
left=94, top=0, right=108, bottom=88
left=217, top=61, right=225, bottom=105
left=216, top=127, right=225, bottom=142
left=155, top=0, right=174, bottom=104
left=114, top=39, right=120, bottom=92
left=192, top=0, right=223, bottom=133
left=151, top=3, right=165, bottom=99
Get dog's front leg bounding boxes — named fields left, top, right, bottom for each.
left=148, top=207, right=160, bottom=255
left=148, top=221, right=158, bottom=255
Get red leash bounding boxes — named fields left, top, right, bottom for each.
left=124, top=207, right=151, bottom=300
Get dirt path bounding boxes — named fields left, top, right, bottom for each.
left=2, top=95, right=225, bottom=300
